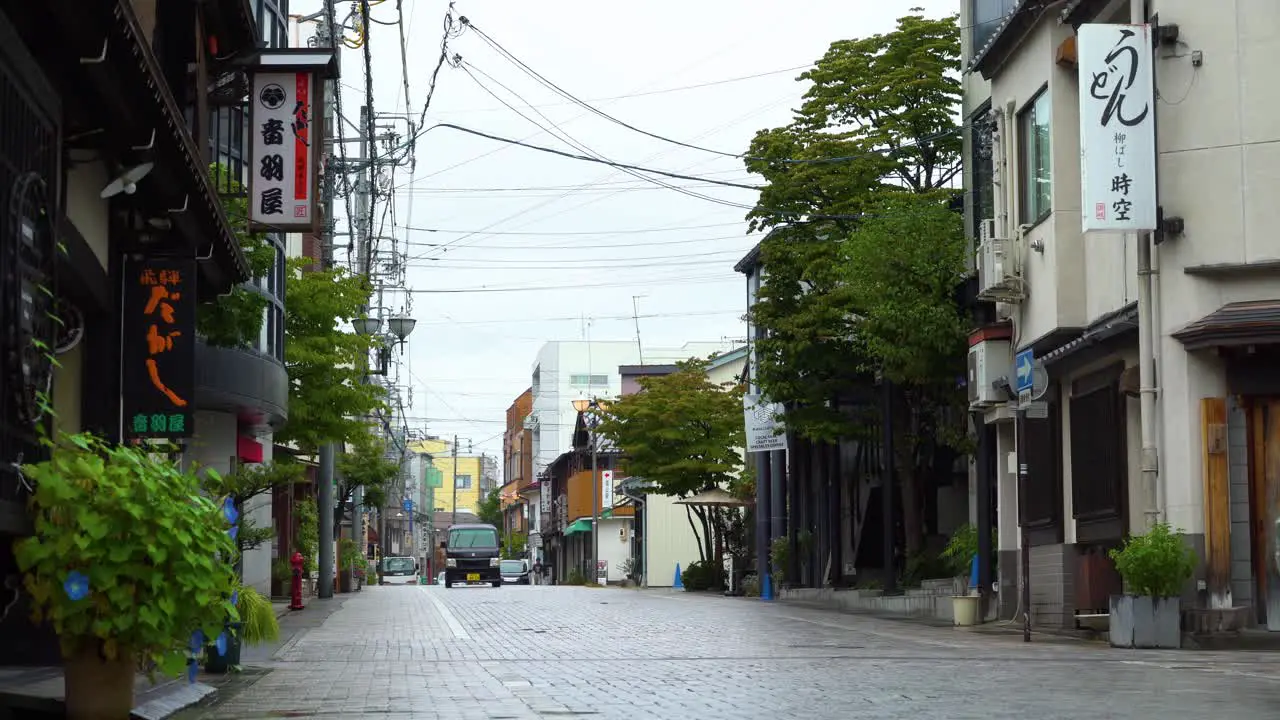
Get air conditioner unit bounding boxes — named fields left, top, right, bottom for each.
left=968, top=338, right=1011, bottom=408
left=976, top=219, right=1025, bottom=303
left=522, top=414, right=539, bottom=430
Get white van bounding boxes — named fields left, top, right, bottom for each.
left=380, top=556, right=419, bottom=585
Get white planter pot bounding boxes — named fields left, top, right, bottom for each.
left=1109, top=594, right=1181, bottom=649
left=952, top=595, right=980, bottom=627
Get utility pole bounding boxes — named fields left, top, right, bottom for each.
left=590, top=411, right=599, bottom=583
left=450, top=434, right=460, bottom=527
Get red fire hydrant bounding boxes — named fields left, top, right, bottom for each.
left=289, top=550, right=305, bottom=610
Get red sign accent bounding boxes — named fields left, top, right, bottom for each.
left=294, top=73, right=310, bottom=201
left=1095, top=202, right=1106, bottom=220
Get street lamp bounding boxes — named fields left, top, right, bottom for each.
left=352, top=316, right=382, bottom=337
left=387, top=316, right=417, bottom=347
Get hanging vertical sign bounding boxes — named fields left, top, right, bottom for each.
left=247, top=50, right=336, bottom=233
left=600, top=469, right=614, bottom=510
left=1078, top=23, right=1157, bottom=233
left=743, top=394, right=787, bottom=452
left=122, top=257, right=197, bottom=439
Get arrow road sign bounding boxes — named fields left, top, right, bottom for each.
left=1015, top=349, right=1035, bottom=394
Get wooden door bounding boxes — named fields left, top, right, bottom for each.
left=1248, top=398, right=1280, bottom=629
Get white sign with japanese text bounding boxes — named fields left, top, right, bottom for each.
left=600, top=469, right=614, bottom=510
left=1078, top=23, right=1156, bottom=233
left=743, top=394, right=787, bottom=453
left=249, top=71, right=316, bottom=232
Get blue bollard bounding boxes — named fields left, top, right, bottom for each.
left=969, top=553, right=980, bottom=591
left=761, top=572, right=773, bottom=601
left=673, top=563, right=684, bottom=590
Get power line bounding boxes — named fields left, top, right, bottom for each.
left=399, top=232, right=760, bottom=251
left=432, top=64, right=815, bottom=114
left=398, top=221, right=744, bottom=236
left=412, top=308, right=743, bottom=326
left=402, top=273, right=737, bottom=294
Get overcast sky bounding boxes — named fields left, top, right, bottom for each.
left=298, top=0, right=958, bottom=463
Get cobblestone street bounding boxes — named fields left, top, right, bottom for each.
left=179, top=584, right=1280, bottom=719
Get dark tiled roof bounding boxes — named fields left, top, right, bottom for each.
left=1173, top=301, right=1280, bottom=350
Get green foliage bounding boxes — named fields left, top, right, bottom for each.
left=769, top=536, right=790, bottom=586
left=680, top=560, right=725, bottom=592
left=939, top=523, right=996, bottom=577
left=742, top=11, right=962, bottom=442
left=477, top=489, right=503, bottom=527
left=564, top=568, right=588, bottom=586
left=335, top=429, right=399, bottom=528
left=502, top=532, right=528, bottom=560
left=1109, top=523, right=1196, bottom=598
left=338, top=538, right=364, bottom=572
left=235, top=586, right=279, bottom=645
left=201, top=462, right=305, bottom=561
left=198, top=164, right=277, bottom=348
left=840, top=193, right=968, bottom=384
left=14, top=433, right=238, bottom=675
left=596, top=359, right=745, bottom=499
left=741, top=573, right=761, bottom=597
left=277, top=257, right=385, bottom=455
left=295, top=498, right=319, bottom=574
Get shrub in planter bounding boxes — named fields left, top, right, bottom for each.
left=1107, top=523, right=1196, bottom=649
left=14, top=433, right=239, bottom=718
left=205, top=586, right=280, bottom=673
left=680, top=560, right=725, bottom=592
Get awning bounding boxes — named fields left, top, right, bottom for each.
left=563, top=519, right=592, bottom=536
left=1172, top=300, right=1280, bottom=350
left=676, top=488, right=752, bottom=507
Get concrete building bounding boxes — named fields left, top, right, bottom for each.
left=528, top=340, right=736, bottom=474
left=966, top=0, right=1280, bottom=630
left=410, top=437, right=490, bottom=516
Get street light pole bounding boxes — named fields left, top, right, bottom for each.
left=590, top=414, right=599, bottom=582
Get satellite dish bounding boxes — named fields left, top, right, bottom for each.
left=100, top=162, right=155, bottom=199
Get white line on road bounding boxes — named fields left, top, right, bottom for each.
left=421, top=587, right=470, bottom=639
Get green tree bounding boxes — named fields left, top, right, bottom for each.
left=744, top=10, right=961, bottom=443
left=276, top=257, right=386, bottom=454
left=595, top=359, right=745, bottom=562
left=476, top=488, right=502, bottom=527
left=198, top=164, right=277, bottom=348
left=743, top=11, right=963, bottom=555
left=335, top=427, right=399, bottom=530
left=201, top=461, right=306, bottom=561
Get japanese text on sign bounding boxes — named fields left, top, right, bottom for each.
left=122, top=259, right=196, bottom=439
left=250, top=71, right=315, bottom=230
left=1078, top=23, right=1156, bottom=233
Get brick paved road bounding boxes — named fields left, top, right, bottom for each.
left=187, top=584, right=1280, bottom=719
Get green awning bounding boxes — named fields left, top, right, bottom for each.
left=563, top=519, right=592, bottom=536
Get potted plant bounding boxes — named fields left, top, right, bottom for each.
left=1108, top=522, right=1195, bottom=649
left=203, top=586, right=279, bottom=673
left=14, top=432, right=239, bottom=719
left=941, top=524, right=984, bottom=626
left=338, top=538, right=361, bottom=593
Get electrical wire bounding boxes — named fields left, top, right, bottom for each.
left=434, top=63, right=815, bottom=114
left=459, top=61, right=755, bottom=211
left=403, top=273, right=737, bottom=294
left=399, top=220, right=744, bottom=236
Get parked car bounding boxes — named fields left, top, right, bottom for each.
left=436, top=571, right=446, bottom=585
left=500, top=559, right=530, bottom=585
left=444, top=523, right=501, bottom=588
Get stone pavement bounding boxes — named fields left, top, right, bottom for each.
left=181, top=584, right=1280, bottom=719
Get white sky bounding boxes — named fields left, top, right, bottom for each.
left=297, top=0, right=959, bottom=462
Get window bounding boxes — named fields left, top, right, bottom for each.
left=1020, top=90, right=1052, bottom=224
left=970, top=0, right=1018, bottom=53
left=449, top=526, right=498, bottom=549
left=455, top=474, right=472, bottom=489
left=569, top=374, right=608, bottom=386
left=968, top=102, right=996, bottom=234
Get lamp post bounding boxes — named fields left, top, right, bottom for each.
left=573, top=398, right=601, bottom=583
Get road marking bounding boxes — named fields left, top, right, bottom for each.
left=422, top=587, right=470, bottom=639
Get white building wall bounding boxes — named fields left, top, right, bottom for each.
left=644, top=493, right=704, bottom=587
left=529, top=340, right=735, bottom=473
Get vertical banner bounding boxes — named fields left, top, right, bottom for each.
left=1078, top=23, right=1157, bottom=233
left=600, top=469, right=614, bottom=510
left=249, top=69, right=317, bottom=232
left=122, top=257, right=197, bottom=439
left=743, top=394, right=787, bottom=453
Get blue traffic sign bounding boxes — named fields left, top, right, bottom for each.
left=403, top=499, right=413, bottom=512
left=1014, top=349, right=1035, bottom=394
